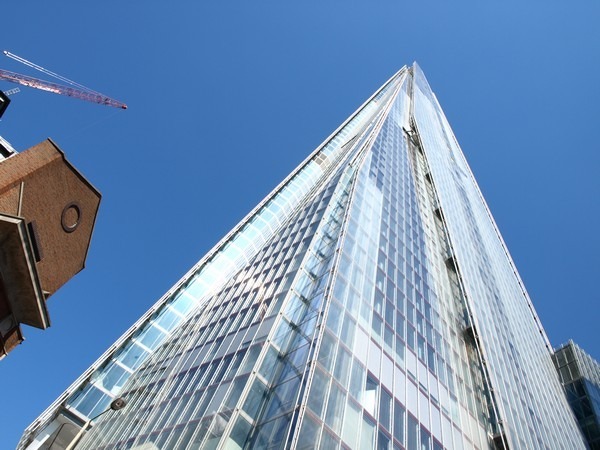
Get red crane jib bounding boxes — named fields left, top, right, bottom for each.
left=0, top=68, right=127, bottom=109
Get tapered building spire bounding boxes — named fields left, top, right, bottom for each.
left=19, top=65, right=585, bottom=450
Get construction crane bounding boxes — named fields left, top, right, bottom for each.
left=0, top=51, right=127, bottom=109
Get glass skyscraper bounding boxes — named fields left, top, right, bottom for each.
left=553, top=341, right=600, bottom=449
left=19, top=64, right=586, bottom=450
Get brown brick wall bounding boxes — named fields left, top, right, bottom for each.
left=0, top=139, right=101, bottom=355
left=0, top=184, right=20, bottom=216
left=14, top=141, right=101, bottom=295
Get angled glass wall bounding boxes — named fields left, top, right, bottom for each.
left=18, top=68, right=406, bottom=450
left=410, top=64, right=586, bottom=449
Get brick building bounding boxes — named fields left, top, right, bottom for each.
left=0, top=137, right=100, bottom=357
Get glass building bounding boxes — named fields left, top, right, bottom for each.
left=553, top=341, right=600, bottom=449
left=19, top=64, right=586, bottom=450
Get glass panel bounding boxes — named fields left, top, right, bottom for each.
left=242, top=378, right=267, bottom=419
left=407, top=414, right=419, bottom=449
left=334, top=346, right=352, bottom=385
left=420, top=426, right=431, bottom=450
left=223, top=416, right=252, bottom=450
left=68, top=384, right=112, bottom=419
left=116, top=341, right=148, bottom=371
left=154, top=307, right=182, bottom=332
left=341, top=399, right=361, bottom=449
left=297, top=415, right=321, bottom=450
left=170, top=292, right=197, bottom=315
left=379, top=388, right=392, bottom=431
left=307, top=368, right=329, bottom=418
left=362, top=375, right=378, bottom=416
left=96, top=362, right=128, bottom=394
left=360, top=414, right=376, bottom=449
left=223, top=375, right=248, bottom=410
left=378, top=430, right=390, bottom=450
left=349, top=359, right=364, bottom=400
left=320, top=430, right=339, bottom=450
left=325, top=383, right=345, bottom=434
left=393, top=400, right=405, bottom=445
left=137, top=323, right=167, bottom=350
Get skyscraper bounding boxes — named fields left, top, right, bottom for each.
left=553, top=341, right=600, bottom=449
left=19, top=64, right=586, bottom=450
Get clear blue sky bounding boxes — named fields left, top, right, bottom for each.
left=1, top=2, right=598, bottom=448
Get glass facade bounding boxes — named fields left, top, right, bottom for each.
left=553, top=341, right=600, bottom=449
left=19, top=65, right=586, bottom=450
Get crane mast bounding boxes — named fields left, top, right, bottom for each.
left=0, top=51, right=126, bottom=109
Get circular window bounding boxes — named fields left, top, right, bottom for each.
left=61, top=202, right=81, bottom=233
